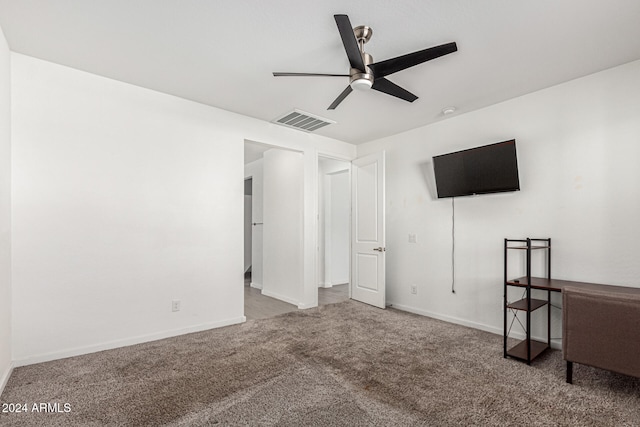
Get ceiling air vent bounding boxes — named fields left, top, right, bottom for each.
left=273, top=109, right=335, bottom=133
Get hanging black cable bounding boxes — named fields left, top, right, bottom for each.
left=451, top=197, right=456, bottom=294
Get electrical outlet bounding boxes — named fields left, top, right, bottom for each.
left=408, top=234, right=417, bottom=243
left=172, top=300, right=181, bottom=312
left=411, top=284, right=417, bottom=295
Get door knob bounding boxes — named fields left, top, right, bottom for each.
left=373, top=247, right=385, bottom=252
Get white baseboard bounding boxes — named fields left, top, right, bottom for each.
left=388, top=302, right=561, bottom=350
left=13, top=316, right=246, bottom=368
left=261, top=288, right=299, bottom=307
left=250, top=282, right=262, bottom=290
left=389, top=302, right=503, bottom=335
left=318, top=281, right=348, bottom=289
left=0, top=362, right=14, bottom=396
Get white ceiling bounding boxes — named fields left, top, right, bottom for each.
left=1, top=0, right=640, bottom=144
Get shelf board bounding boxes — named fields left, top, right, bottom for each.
left=507, top=277, right=562, bottom=291
left=506, top=298, right=547, bottom=311
left=506, top=339, right=549, bottom=361
left=508, top=277, right=623, bottom=294
left=507, top=277, right=596, bottom=292
left=506, top=245, right=550, bottom=250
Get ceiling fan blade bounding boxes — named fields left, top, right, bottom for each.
left=372, top=78, right=418, bottom=103
left=334, top=14, right=365, bottom=71
left=273, top=72, right=349, bottom=77
left=369, top=42, right=457, bottom=78
left=328, top=86, right=353, bottom=110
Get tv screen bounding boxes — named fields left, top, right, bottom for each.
left=433, top=139, right=520, bottom=198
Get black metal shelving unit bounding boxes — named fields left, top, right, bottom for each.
left=503, top=238, right=554, bottom=364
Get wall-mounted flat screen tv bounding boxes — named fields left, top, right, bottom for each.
left=433, top=139, right=520, bottom=198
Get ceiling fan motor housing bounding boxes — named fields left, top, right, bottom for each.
left=350, top=51, right=374, bottom=90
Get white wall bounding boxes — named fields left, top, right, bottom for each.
left=245, top=158, right=263, bottom=289
left=357, top=59, right=640, bottom=341
left=328, top=171, right=350, bottom=285
left=262, top=149, right=303, bottom=305
left=11, top=53, right=355, bottom=364
left=0, top=24, right=12, bottom=393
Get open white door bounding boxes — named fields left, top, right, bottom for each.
left=351, top=151, right=385, bottom=308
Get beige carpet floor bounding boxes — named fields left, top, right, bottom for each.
left=1, top=300, right=639, bottom=426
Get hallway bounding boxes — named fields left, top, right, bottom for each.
left=244, top=273, right=348, bottom=320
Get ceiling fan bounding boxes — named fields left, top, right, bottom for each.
left=273, top=14, right=457, bottom=110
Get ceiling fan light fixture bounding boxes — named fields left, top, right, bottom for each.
left=350, top=77, right=373, bottom=91
left=349, top=71, right=374, bottom=91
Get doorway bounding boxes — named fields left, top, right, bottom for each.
left=317, top=156, right=351, bottom=305
left=244, top=140, right=304, bottom=319
left=244, top=144, right=384, bottom=317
